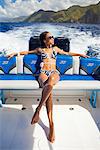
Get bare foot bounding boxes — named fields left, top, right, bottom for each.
left=31, top=108, right=40, bottom=124
left=48, top=123, right=55, bottom=143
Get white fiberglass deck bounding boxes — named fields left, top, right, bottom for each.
left=0, top=105, right=100, bottom=150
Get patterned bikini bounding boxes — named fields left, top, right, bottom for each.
left=40, top=47, right=59, bottom=76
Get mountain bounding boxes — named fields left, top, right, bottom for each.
left=25, top=2, right=100, bottom=24
left=11, top=16, right=28, bottom=22
left=0, top=16, right=27, bottom=22
left=25, top=9, right=56, bottom=22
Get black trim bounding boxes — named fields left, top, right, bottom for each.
left=8, top=64, right=16, bottom=73
left=57, top=65, right=72, bottom=75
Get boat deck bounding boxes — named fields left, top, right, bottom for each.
left=0, top=98, right=100, bottom=150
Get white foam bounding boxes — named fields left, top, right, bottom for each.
left=0, top=24, right=100, bottom=56
left=68, top=28, right=100, bottom=54
left=0, top=28, right=29, bottom=54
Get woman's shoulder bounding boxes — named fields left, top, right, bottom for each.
left=53, top=46, right=59, bottom=53
left=37, top=47, right=43, bottom=53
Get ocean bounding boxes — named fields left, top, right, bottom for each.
left=0, top=22, right=100, bottom=58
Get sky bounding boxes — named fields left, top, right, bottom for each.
left=0, top=0, right=100, bottom=20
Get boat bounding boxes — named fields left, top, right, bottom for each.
left=0, top=37, right=100, bottom=149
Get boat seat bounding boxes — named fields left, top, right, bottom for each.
left=0, top=54, right=100, bottom=108
left=0, top=74, right=99, bottom=90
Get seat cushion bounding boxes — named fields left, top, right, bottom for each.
left=60, top=75, right=95, bottom=80
left=0, top=74, right=99, bottom=90
left=0, top=74, right=37, bottom=80
left=0, top=74, right=39, bottom=89
left=0, top=74, right=95, bottom=81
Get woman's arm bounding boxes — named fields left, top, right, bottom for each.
left=7, top=48, right=40, bottom=59
left=55, top=46, right=89, bottom=58
left=20, top=48, right=39, bottom=55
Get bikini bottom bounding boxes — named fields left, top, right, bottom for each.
left=40, top=69, right=59, bottom=77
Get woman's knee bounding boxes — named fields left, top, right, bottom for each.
left=38, top=73, right=48, bottom=87
left=45, top=82, right=53, bottom=89
left=48, top=73, right=60, bottom=85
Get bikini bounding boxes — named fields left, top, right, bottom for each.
left=40, top=48, right=59, bottom=76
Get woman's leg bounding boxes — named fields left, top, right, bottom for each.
left=31, top=80, right=53, bottom=124
left=46, top=93, right=53, bottom=125
left=45, top=92, right=55, bottom=142
left=45, top=73, right=60, bottom=142
left=31, top=73, right=48, bottom=124
left=31, top=72, right=60, bottom=142
left=31, top=72, right=59, bottom=124
left=38, top=73, right=55, bottom=142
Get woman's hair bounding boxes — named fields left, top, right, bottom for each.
left=39, top=31, right=49, bottom=48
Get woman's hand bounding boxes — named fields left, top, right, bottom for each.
left=7, top=52, right=17, bottom=59
left=80, top=54, right=89, bottom=58
left=20, top=51, right=28, bottom=55
left=7, top=51, right=29, bottom=59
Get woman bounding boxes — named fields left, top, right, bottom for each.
left=8, top=31, right=88, bottom=143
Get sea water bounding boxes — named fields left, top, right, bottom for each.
left=0, top=22, right=100, bottom=58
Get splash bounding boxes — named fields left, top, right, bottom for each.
left=0, top=23, right=100, bottom=58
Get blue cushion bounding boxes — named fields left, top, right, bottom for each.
left=0, top=56, right=16, bottom=74
left=80, top=57, right=100, bottom=75
left=23, top=54, right=41, bottom=74
left=0, top=74, right=95, bottom=81
left=56, top=55, right=73, bottom=74
left=23, top=54, right=73, bottom=75
left=60, top=75, right=95, bottom=80
left=0, top=74, right=36, bottom=80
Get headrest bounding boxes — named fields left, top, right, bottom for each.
left=29, top=36, right=41, bottom=50
left=54, top=37, right=70, bottom=52
left=29, top=36, right=70, bottom=52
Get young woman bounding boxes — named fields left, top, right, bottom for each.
left=8, top=31, right=88, bottom=143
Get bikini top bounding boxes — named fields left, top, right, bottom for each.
left=41, top=47, right=57, bottom=60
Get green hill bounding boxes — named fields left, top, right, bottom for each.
left=25, top=2, right=100, bottom=24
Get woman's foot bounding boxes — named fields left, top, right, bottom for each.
left=31, top=108, right=40, bottom=124
left=48, top=123, right=55, bottom=143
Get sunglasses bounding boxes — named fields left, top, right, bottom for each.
left=47, top=36, right=54, bottom=39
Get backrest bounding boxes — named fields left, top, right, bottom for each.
left=23, top=54, right=41, bottom=75
left=0, top=56, right=17, bottom=74
left=23, top=54, right=73, bottom=75
left=56, top=55, right=73, bottom=74
left=0, top=54, right=99, bottom=78
left=80, top=57, right=100, bottom=75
